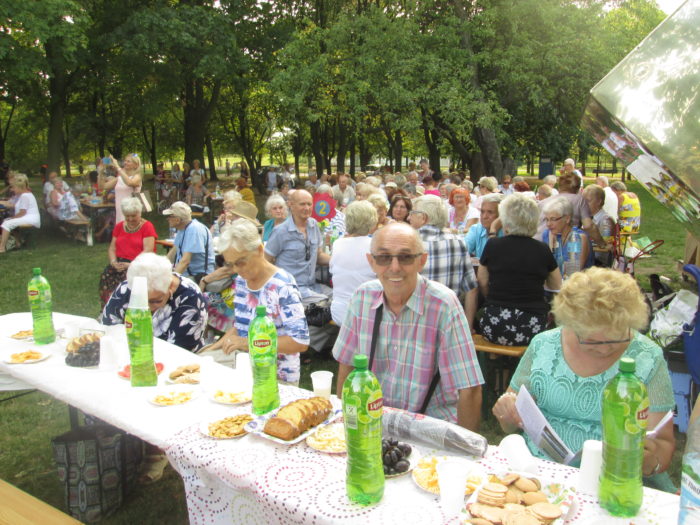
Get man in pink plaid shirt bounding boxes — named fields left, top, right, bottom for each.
left=333, top=222, right=484, bottom=430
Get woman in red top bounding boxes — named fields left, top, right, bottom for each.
left=99, top=197, right=157, bottom=305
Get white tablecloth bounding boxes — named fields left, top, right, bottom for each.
left=0, top=312, right=251, bottom=448
left=165, top=410, right=681, bottom=524
left=0, top=312, right=681, bottom=524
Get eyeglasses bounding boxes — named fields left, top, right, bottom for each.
left=545, top=216, right=563, bottom=223
left=409, top=210, right=426, bottom=217
left=577, top=330, right=631, bottom=346
left=371, top=253, right=423, bottom=266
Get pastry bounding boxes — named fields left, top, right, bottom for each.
left=263, top=397, right=332, bottom=441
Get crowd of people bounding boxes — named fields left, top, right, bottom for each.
left=3, top=157, right=672, bottom=490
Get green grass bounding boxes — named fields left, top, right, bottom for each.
left=0, top=177, right=690, bottom=522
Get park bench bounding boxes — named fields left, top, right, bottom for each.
left=0, top=478, right=81, bottom=525
left=472, top=334, right=527, bottom=409
left=592, top=167, right=618, bottom=174
left=60, top=217, right=92, bottom=246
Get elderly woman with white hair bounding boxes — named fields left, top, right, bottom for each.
left=0, top=173, right=40, bottom=253
left=185, top=173, right=211, bottom=213
left=542, top=196, right=593, bottom=279
left=98, top=153, right=143, bottom=224
left=99, top=197, right=157, bottom=306
left=206, top=220, right=309, bottom=385
left=101, top=252, right=207, bottom=352
left=262, top=194, right=288, bottom=242
left=329, top=201, right=377, bottom=325
left=478, top=193, right=562, bottom=345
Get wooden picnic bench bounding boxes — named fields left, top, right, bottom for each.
left=0, top=478, right=81, bottom=525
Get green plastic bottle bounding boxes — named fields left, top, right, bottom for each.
left=28, top=268, right=56, bottom=344
left=249, top=305, right=280, bottom=415
left=342, top=354, right=385, bottom=505
left=599, top=357, right=649, bottom=517
left=125, top=276, right=157, bottom=387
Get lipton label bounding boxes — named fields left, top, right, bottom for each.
left=125, top=321, right=133, bottom=330
left=367, top=391, right=383, bottom=419
left=28, top=290, right=38, bottom=296
left=253, top=339, right=270, bottom=348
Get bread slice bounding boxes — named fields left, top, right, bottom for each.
left=264, top=417, right=300, bottom=441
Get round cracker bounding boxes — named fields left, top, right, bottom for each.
left=528, top=502, right=562, bottom=520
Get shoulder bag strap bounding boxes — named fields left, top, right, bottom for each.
left=368, top=304, right=383, bottom=371
left=418, top=371, right=441, bottom=415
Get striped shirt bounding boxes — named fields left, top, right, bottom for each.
left=333, top=276, right=483, bottom=423
left=419, top=225, right=477, bottom=294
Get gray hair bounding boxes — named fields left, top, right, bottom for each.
left=543, top=175, right=558, bottom=187
left=365, top=176, right=382, bottom=188
left=538, top=184, right=553, bottom=198
left=512, top=176, right=525, bottom=183
left=543, top=196, right=574, bottom=218
left=317, top=183, right=332, bottom=194
left=222, top=190, right=242, bottom=204
left=461, top=180, right=474, bottom=192
left=597, top=175, right=610, bottom=187
left=120, top=196, right=143, bottom=215
left=611, top=181, right=627, bottom=191
left=218, top=219, right=262, bottom=253
left=479, top=176, right=498, bottom=192
left=499, top=193, right=540, bottom=237
left=482, top=193, right=505, bottom=206
left=127, top=253, right=173, bottom=293
left=264, top=194, right=288, bottom=218
left=370, top=222, right=425, bottom=253
left=414, top=194, right=447, bottom=228
left=564, top=158, right=576, bottom=167
left=367, top=193, right=388, bottom=212
left=394, top=174, right=406, bottom=188
left=344, top=200, right=377, bottom=236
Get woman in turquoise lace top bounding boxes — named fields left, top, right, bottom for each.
left=492, top=267, right=676, bottom=491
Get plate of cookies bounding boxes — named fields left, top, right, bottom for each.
left=4, top=350, right=49, bottom=364
left=463, top=471, right=574, bottom=525
left=9, top=329, right=34, bottom=341
left=412, top=456, right=486, bottom=495
left=199, top=414, right=253, bottom=439
left=166, top=363, right=200, bottom=384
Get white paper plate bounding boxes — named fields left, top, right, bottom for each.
left=244, top=398, right=342, bottom=445
left=385, top=445, right=422, bottom=479
left=412, top=456, right=484, bottom=495
left=148, top=389, right=200, bottom=407
left=210, top=390, right=252, bottom=406
left=198, top=416, right=252, bottom=439
left=462, top=470, right=575, bottom=525
left=3, top=352, right=50, bottom=364
left=306, top=422, right=346, bottom=454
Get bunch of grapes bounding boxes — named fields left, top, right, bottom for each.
left=65, top=341, right=100, bottom=367
left=382, top=438, right=412, bottom=475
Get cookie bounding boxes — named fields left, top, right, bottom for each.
left=502, top=510, right=541, bottom=525
left=522, top=491, right=548, bottom=506
left=514, top=477, right=538, bottom=493
left=500, top=473, right=520, bottom=486
left=505, top=486, right=524, bottom=504
left=528, top=502, right=562, bottom=522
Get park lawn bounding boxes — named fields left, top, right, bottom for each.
left=0, top=178, right=692, bottom=522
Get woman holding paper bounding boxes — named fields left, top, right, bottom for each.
left=492, top=267, right=676, bottom=491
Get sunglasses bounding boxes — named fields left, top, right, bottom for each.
left=371, top=253, right=423, bottom=266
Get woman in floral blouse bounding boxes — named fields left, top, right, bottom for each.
left=100, top=252, right=208, bottom=352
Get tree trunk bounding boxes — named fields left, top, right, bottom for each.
left=183, top=78, right=221, bottom=169
left=337, top=121, right=347, bottom=174
left=470, top=150, right=485, bottom=183
left=62, top=118, right=71, bottom=177
left=205, top=135, right=218, bottom=181
left=349, top=135, right=356, bottom=176
left=141, top=123, right=158, bottom=175
left=421, top=110, right=441, bottom=174
left=0, top=99, right=17, bottom=163
left=292, top=127, right=303, bottom=178
left=474, top=127, right=503, bottom=180
left=47, top=76, right=67, bottom=175
left=394, top=130, right=403, bottom=172
left=310, top=120, right=326, bottom=175
left=502, top=158, right=516, bottom=177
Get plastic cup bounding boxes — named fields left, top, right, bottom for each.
left=499, top=434, right=538, bottom=473
left=310, top=371, right=334, bottom=399
left=577, top=440, right=603, bottom=495
left=436, top=459, right=469, bottom=518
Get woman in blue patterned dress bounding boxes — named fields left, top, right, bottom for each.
left=206, top=219, right=309, bottom=386
left=492, top=267, right=676, bottom=491
left=100, top=252, right=208, bottom=352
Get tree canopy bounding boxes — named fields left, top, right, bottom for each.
left=0, top=0, right=666, bottom=179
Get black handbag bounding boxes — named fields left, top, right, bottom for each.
left=304, top=299, right=332, bottom=327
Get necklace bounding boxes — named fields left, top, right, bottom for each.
left=124, top=219, right=144, bottom=233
